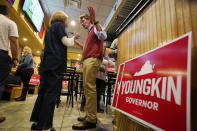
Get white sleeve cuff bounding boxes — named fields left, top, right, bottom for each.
left=61, top=36, right=74, bottom=46
left=94, top=25, right=107, bottom=40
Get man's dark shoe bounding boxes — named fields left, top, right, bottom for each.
left=112, top=119, right=115, bottom=125
left=31, top=123, right=38, bottom=130
left=44, top=128, right=56, bottom=131
left=80, top=106, right=85, bottom=112
left=97, top=108, right=104, bottom=113
left=31, top=123, right=56, bottom=131
left=0, top=116, right=6, bottom=123
left=77, top=116, right=86, bottom=122
left=72, top=120, right=96, bottom=130
left=15, top=97, right=25, bottom=101
left=50, top=128, right=56, bottom=131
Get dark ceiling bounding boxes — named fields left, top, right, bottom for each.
left=106, top=0, right=152, bottom=42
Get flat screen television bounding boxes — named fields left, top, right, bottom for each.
left=6, top=0, right=15, bottom=6
left=23, top=0, right=44, bottom=32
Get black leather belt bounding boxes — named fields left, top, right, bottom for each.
left=0, top=49, right=8, bottom=53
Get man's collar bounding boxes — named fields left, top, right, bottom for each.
left=88, top=24, right=93, bottom=32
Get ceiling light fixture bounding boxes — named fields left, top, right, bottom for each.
left=23, top=38, right=28, bottom=41
left=36, top=50, right=41, bottom=54
left=64, top=0, right=82, bottom=8
left=70, top=20, right=76, bottom=26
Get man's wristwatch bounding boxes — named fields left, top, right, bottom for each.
left=94, top=21, right=99, bottom=25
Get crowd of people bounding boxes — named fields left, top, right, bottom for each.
left=0, top=4, right=117, bottom=131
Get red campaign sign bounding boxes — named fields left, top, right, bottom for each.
left=107, top=66, right=115, bottom=72
left=112, top=32, right=192, bottom=131
left=29, top=75, right=40, bottom=85
left=62, top=81, right=68, bottom=88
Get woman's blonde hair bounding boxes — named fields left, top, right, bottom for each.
left=23, top=46, right=32, bottom=55
left=49, top=11, right=68, bottom=26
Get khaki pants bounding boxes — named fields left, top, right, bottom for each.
left=83, top=58, right=101, bottom=123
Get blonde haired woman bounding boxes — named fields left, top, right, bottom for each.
left=15, top=46, right=34, bottom=101
left=30, top=11, right=80, bottom=131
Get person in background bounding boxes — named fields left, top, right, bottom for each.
left=79, top=49, right=115, bottom=113
left=15, top=46, right=34, bottom=101
left=30, top=11, right=80, bottom=131
left=108, top=38, right=118, bottom=60
left=108, top=38, right=118, bottom=125
left=72, top=6, right=107, bottom=130
left=96, top=48, right=115, bottom=113
left=0, top=5, right=18, bottom=123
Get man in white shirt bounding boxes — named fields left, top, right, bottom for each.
left=0, top=5, right=19, bottom=123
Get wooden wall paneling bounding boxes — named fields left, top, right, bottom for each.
left=122, top=29, right=127, bottom=61
left=175, top=0, right=185, bottom=36
left=121, top=30, right=126, bottom=62
left=189, top=0, right=197, bottom=86
left=126, top=27, right=130, bottom=60
left=123, top=29, right=128, bottom=62
left=135, top=18, right=141, bottom=56
left=144, top=9, right=149, bottom=51
left=127, top=24, right=131, bottom=59
left=134, top=22, right=137, bottom=58
left=165, top=0, right=173, bottom=42
left=140, top=4, right=149, bottom=53
left=146, top=7, right=151, bottom=51
left=139, top=15, right=144, bottom=55
left=149, top=2, right=154, bottom=50
left=127, top=119, right=136, bottom=131
left=169, top=0, right=178, bottom=39
left=131, top=23, right=136, bottom=59
left=159, top=0, right=167, bottom=45
left=155, top=0, right=162, bottom=46
left=144, top=9, right=149, bottom=52
left=117, top=35, right=122, bottom=64
left=182, top=0, right=196, bottom=88
left=140, top=14, right=145, bottom=54
left=120, top=33, right=125, bottom=63
left=143, top=11, right=148, bottom=53
left=189, top=0, right=197, bottom=55
left=152, top=0, right=158, bottom=49
left=113, top=111, right=120, bottom=130
left=121, top=114, right=130, bottom=131
left=121, top=33, right=124, bottom=64
left=134, top=22, right=137, bottom=59
left=126, top=26, right=130, bottom=60
left=139, top=17, right=143, bottom=55
left=182, top=0, right=192, bottom=33
left=189, top=1, right=197, bottom=129
left=128, top=25, right=133, bottom=59
left=117, top=36, right=120, bottom=65
left=182, top=0, right=195, bottom=54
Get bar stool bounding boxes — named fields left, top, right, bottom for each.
left=59, top=67, right=76, bottom=108
left=106, top=72, right=116, bottom=110
left=74, top=74, right=81, bottom=101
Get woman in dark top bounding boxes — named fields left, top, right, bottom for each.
left=30, top=11, right=80, bottom=131
left=15, top=46, right=34, bottom=101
